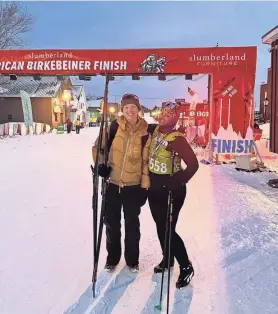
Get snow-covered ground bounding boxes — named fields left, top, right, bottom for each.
left=260, top=123, right=270, bottom=139
left=255, top=123, right=278, bottom=173
left=0, top=128, right=278, bottom=314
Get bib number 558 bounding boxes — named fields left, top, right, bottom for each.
left=149, top=157, right=168, bottom=173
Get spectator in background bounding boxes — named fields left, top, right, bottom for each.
left=75, top=117, right=81, bottom=134
left=66, top=118, right=72, bottom=134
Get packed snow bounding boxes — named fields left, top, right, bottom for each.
left=0, top=128, right=278, bottom=314
left=260, top=123, right=270, bottom=139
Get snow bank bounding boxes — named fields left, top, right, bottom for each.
left=260, top=123, right=270, bottom=139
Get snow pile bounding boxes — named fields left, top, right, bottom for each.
left=260, top=123, right=270, bottom=139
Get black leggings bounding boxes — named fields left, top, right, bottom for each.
left=104, top=184, right=141, bottom=266
left=148, top=186, right=190, bottom=268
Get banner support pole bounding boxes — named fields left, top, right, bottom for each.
left=208, top=74, right=214, bottom=163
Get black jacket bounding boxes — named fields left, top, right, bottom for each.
left=148, top=124, right=199, bottom=190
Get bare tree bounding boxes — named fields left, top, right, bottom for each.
left=0, top=2, right=34, bottom=49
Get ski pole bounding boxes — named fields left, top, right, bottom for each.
left=92, top=75, right=110, bottom=298
left=92, top=165, right=99, bottom=268
left=92, top=177, right=108, bottom=297
left=92, top=90, right=108, bottom=268
left=166, top=191, right=173, bottom=314
left=92, top=114, right=105, bottom=266
left=155, top=152, right=175, bottom=312
left=155, top=191, right=172, bottom=312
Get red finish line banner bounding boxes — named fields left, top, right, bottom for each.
left=0, top=47, right=256, bottom=75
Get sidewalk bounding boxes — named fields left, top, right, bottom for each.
left=256, top=139, right=278, bottom=173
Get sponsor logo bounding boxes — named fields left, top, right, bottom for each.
left=189, top=53, right=246, bottom=66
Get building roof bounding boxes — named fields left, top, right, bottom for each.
left=71, top=85, right=83, bottom=99
left=262, top=25, right=278, bottom=44
left=87, top=99, right=102, bottom=108
left=0, top=76, right=64, bottom=98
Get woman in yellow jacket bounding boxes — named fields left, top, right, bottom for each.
left=92, top=94, right=150, bottom=273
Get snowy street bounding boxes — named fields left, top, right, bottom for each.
left=1, top=128, right=278, bottom=314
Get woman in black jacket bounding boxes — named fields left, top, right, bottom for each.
left=148, top=101, right=199, bottom=289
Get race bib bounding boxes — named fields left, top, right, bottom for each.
left=149, top=157, right=169, bottom=174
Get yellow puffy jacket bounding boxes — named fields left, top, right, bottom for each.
left=92, top=116, right=150, bottom=188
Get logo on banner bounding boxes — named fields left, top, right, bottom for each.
left=139, top=53, right=167, bottom=73
left=189, top=53, right=247, bottom=67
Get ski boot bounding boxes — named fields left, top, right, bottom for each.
left=104, top=263, right=117, bottom=272
left=128, top=264, right=139, bottom=273
left=154, top=258, right=174, bottom=274
left=268, top=179, right=278, bottom=188
left=176, top=261, right=194, bottom=289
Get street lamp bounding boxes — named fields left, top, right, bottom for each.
left=62, top=90, right=72, bottom=102
left=61, top=90, right=72, bottom=122
left=263, top=97, right=269, bottom=121
left=109, top=106, right=115, bottom=114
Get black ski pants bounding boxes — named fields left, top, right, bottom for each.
left=104, top=183, right=141, bottom=267
left=148, top=186, right=190, bottom=268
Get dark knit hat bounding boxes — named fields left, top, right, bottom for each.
left=121, top=93, right=141, bottom=111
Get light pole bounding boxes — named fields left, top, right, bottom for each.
left=62, top=90, right=72, bottom=122
left=263, top=97, right=269, bottom=122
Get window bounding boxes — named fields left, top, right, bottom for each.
left=7, top=114, right=12, bottom=121
left=54, top=113, right=58, bottom=122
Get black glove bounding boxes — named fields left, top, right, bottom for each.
left=98, top=164, right=112, bottom=178
left=139, top=188, right=148, bottom=207
left=167, top=171, right=187, bottom=191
